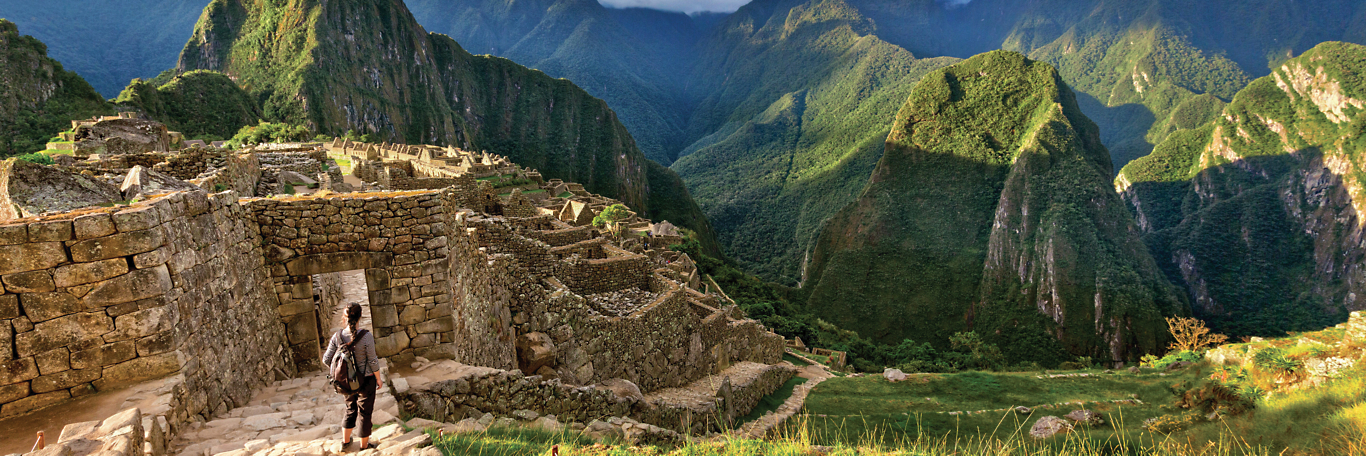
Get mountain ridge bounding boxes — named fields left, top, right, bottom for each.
left=802, top=50, right=1184, bottom=362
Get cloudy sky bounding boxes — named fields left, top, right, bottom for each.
left=597, top=0, right=750, bottom=14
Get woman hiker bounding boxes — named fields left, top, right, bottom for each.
left=323, top=303, right=383, bottom=450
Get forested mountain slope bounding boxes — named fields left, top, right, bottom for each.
left=0, top=19, right=110, bottom=156
left=803, top=51, right=1185, bottom=363
left=1116, top=41, right=1366, bottom=337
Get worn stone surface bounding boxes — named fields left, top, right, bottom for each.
left=0, top=159, right=120, bottom=221
left=73, top=117, right=172, bottom=156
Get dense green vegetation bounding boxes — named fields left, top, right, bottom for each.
left=671, top=0, right=959, bottom=283
left=802, top=51, right=1184, bottom=364
left=225, top=122, right=315, bottom=148
left=1117, top=42, right=1366, bottom=338
left=0, top=19, right=111, bottom=156
left=115, top=70, right=261, bottom=141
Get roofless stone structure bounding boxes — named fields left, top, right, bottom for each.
left=0, top=139, right=788, bottom=454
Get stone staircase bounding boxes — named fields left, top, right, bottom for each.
left=169, top=368, right=434, bottom=456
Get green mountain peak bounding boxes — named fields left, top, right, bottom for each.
left=804, top=50, right=1185, bottom=363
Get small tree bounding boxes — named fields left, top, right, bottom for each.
left=592, top=204, right=632, bottom=237
left=1166, top=316, right=1228, bottom=352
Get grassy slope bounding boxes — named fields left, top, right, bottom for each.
left=1116, top=42, right=1366, bottom=337
left=0, top=19, right=111, bottom=156
left=671, top=0, right=957, bottom=283
left=803, top=51, right=1183, bottom=364
left=176, top=0, right=720, bottom=253
left=114, top=70, right=262, bottom=140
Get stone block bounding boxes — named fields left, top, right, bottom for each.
left=0, top=224, right=27, bottom=245
left=0, top=294, right=17, bottom=319
left=81, top=264, right=169, bottom=308
left=134, top=330, right=174, bottom=356
left=112, top=206, right=161, bottom=232
left=276, top=299, right=313, bottom=317
left=70, top=341, right=136, bottom=370
left=20, top=292, right=82, bottom=323
left=73, top=213, right=116, bottom=239
left=105, top=307, right=172, bottom=342
left=4, top=270, right=55, bottom=293
left=1, top=389, right=68, bottom=416
left=54, top=259, right=129, bottom=288
left=0, top=381, right=27, bottom=403
left=416, top=317, right=454, bottom=334
left=15, top=313, right=114, bottom=357
left=0, top=320, right=10, bottom=360
left=0, top=243, right=68, bottom=276
left=375, top=332, right=409, bottom=358
left=94, top=352, right=181, bottom=390
left=132, top=247, right=169, bottom=269
left=31, top=368, right=99, bottom=393
left=284, top=252, right=392, bottom=276
left=398, top=305, right=425, bottom=326
left=365, top=269, right=391, bottom=290
left=0, top=357, right=38, bottom=385
left=370, top=287, right=409, bottom=306
left=284, top=313, right=319, bottom=345
left=35, top=348, right=69, bottom=375
left=411, top=333, right=436, bottom=348
left=372, top=305, right=398, bottom=328
left=69, top=228, right=165, bottom=263
left=28, top=220, right=74, bottom=242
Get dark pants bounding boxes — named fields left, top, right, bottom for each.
left=344, top=375, right=378, bottom=438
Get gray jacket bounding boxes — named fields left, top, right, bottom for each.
left=322, top=327, right=379, bottom=377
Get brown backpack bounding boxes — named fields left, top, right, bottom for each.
left=329, top=329, right=369, bottom=395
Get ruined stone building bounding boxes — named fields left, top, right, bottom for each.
left=0, top=136, right=790, bottom=454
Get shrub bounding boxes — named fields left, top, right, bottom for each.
left=15, top=152, right=54, bottom=165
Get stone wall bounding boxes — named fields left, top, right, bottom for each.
left=0, top=190, right=293, bottom=433
left=250, top=192, right=459, bottom=369
left=192, top=153, right=261, bottom=197
left=398, top=360, right=796, bottom=434
left=559, top=245, right=652, bottom=295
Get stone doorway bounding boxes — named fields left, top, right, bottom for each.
left=311, top=270, right=372, bottom=360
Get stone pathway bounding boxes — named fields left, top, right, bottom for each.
left=167, top=367, right=432, bottom=456
left=733, top=361, right=834, bottom=439
left=166, top=271, right=437, bottom=456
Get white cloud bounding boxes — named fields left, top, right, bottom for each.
left=597, top=0, right=749, bottom=14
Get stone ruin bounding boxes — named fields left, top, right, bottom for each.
left=0, top=137, right=790, bottom=454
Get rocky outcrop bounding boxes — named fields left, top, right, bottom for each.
left=0, top=158, right=120, bottom=220
left=1117, top=42, right=1366, bottom=336
left=803, top=51, right=1184, bottom=364
left=119, top=165, right=199, bottom=201
left=73, top=118, right=173, bottom=156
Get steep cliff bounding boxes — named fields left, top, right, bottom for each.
left=407, top=0, right=706, bottom=165
left=175, top=0, right=716, bottom=249
left=805, top=51, right=1185, bottom=364
left=0, top=19, right=110, bottom=155
left=1117, top=42, right=1366, bottom=336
